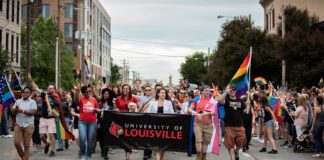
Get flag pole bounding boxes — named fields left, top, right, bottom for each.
left=248, top=46, right=252, bottom=97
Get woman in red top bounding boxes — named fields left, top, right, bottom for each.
left=75, top=85, right=100, bottom=160
left=114, top=84, right=140, bottom=160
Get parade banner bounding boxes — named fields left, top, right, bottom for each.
left=103, top=111, right=194, bottom=151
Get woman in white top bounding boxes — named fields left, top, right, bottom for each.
left=146, top=88, right=174, bottom=160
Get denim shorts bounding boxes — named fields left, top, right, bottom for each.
left=265, top=120, right=274, bottom=129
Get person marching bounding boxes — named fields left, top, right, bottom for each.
left=145, top=88, right=174, bottom=160
left=11, top=87, right=37, bottom=160
left=188, top=85, right=215, bottom=160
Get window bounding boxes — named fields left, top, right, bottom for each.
left=0, top=29, right=2, bottom=47
left=11, top=35, right=14, bottom=62
left=64, top=3, right=73, bottom=18
left=16, top=0, right=19, bottom=24
left=22, top=4, right=27, bottom=19
left=5, top=32, right=9, bottom=52
left=16, top=36, right=19, bottom=63
left=272, top=9, right=275, bottom=28
left=42, top=4, right=50, bottom=18
left=0, top=0, right=3, bottom=12
left=6, top=0, right=9, bottom=19
left=64, top=23, right=73, bottom=37
left=11, top=0, right=14, bottom=22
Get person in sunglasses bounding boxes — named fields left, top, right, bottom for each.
left=11, top=87, right=37, bottom=160
left=218, top=84, right=246, bottom=160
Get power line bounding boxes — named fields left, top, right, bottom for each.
left=111, top=48, right=187, bottom=58
left=112, top=37, right=210, bottom=47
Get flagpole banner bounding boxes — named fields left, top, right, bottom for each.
left=103, top=111, right=194, bottom=151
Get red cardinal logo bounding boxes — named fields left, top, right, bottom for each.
left=109, top=122, right=123, bottom=138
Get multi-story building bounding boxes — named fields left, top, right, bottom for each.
left=260, top=0, right=324, bottom=34
left=0, top=0, right=21, bottom=72
left=21, top=0, right=111, bottom=84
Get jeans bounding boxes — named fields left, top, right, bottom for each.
left=58, top=118, right=71, bottom=149
left=313, top=126, right=324, bottom=153
left=32, top=118, right=41, bottom=145
left=0, top=110, right=8, bottom=135
left=79, top=120, right=97, bottom=158
left=220, top=119, right=225, bottom=138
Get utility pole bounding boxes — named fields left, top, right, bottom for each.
left=26, top=0, right=33, bottom=87
left=122, top=59, right=126, bottom=84
left=55, top=37, right=59, bottom=88
left=281, top=5, right=286, bottom=88
left=57, top=0, right=62, bottom=88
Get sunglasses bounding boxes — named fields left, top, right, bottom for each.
left=230, top=88, right=236, bottom=92
left=145, top=89, right=152, bottom=91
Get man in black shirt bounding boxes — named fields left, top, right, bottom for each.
left=219, top=84, right=246, bottom=160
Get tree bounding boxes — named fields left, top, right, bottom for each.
left=0, top=48, right=10, bottom=75
left=21, top=17, right=75, bottom=89
left=208, top=17, right=281, bottom=87
left=180, top=52, right=207, bottom=84
left=110, top=63, right=122, bottom=84
left=278, top=6, right=323, bottom=88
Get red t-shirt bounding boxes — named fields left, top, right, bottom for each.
left=79, top=97, right=99, bottom=122
left=115, top=96, right=138, bottom=112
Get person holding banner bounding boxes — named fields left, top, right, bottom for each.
left=188, top=85, right=215, bottom=160
left=75, top=85, right=100, bottom=160
left=145, top=88, right=174, bottom=160
left=11, top=87, right=37, bottom=160
left=218, top=84, right=246, bottom=160
left=114, top=84, right=140, bottom=160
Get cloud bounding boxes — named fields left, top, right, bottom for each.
left=100, top=0, right=264, bottom=84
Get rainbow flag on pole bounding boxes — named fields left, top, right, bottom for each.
left=229, top=51, right=252, bottom=98
left=212, top=83, right=221, bottom=98
left=268, top=95, right=284, bottom=121
left=10, top=71, right=22, bottom=99
left=0, top=75, right=16, bottom=123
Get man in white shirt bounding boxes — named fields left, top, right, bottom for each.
left=11, top=87, right=37, bottom=160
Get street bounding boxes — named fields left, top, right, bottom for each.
left=0, top=131, right=314, bottom=160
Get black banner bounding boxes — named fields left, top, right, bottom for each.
left=103, top=111, right=194, bottom=152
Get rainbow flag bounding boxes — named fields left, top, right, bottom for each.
left=268, top=83, right=273, bottom=96
left=45, top=95, right=74, bottom=140
left=10, top=71, right=22, bottom=99
left=229, top=52, right=251, bottom=98
left=139, top=97, right=155, bottom=112
left=254, top=77, right=267, bottom=86
left=268, top=95, right=284, bottom=121
left=0, top=75, right=16, bottom=122
left=212, top=83, right=221, bottom=98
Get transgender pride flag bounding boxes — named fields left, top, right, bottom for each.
left=229, top=50, right=252, bottom=98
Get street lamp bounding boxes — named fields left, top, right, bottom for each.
left=217, top=15, right=234, bottom=19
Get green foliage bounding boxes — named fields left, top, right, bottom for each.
left=277, top=5, right=319, bottom=35
left=180, top=52, right=207, bottom=84
left=208, top=16, right=281, bottom=87
left=0, top=48, right=10, bottom=75
left=110, top=63, right=122, bottom=84
left=21, top=17, right=75, bottom=90
left=276, top=6, right=323, bottom=88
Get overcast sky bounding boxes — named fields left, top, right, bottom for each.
left=100, top=0, right=264, bottom=84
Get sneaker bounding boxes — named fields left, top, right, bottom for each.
left=259, top=148, right=266, bottom=152
left=133, top=149, right=138, bottom=153
left=221, top=138, right=225, bottom=143
left=49, top=151, right=56, bottom=157
left=56, top=148, right=64, bottom=152
left=3, top=135, right=13, bottom=138
left=109, top=149, right=115, bottom=154
left=143, top=156, right=148, bottom=160
left=44, top=144, right=50, bottom=154
left=288, top=143, right=294, bottom=148
left=235, top=151, right=239, bottom=160
left=65, top=143, right=69, bottom=149
left=259, top=139, right=264, bottom=143
left=312, top=154, right=321, bottom=158
left=268, top=149, right=278, bottom=154
left=280, top=141, right=288, bottom=146
left=242, top=149, right=246, bottom=152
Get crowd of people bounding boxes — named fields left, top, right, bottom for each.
left=1, top=74, right=324, bottom=160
